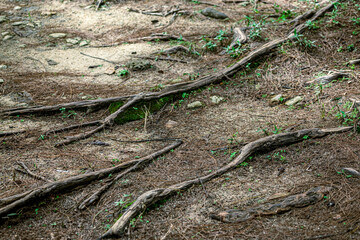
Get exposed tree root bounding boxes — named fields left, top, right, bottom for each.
left=1, top=2, right=333, bottom=118
left=78, top=138, right=181, bottom=209
left=0, top=130, right=26, bottom=137
left=138, top=33, right=188, bottom=42
left=44, top=120, right=101, bottom=136
left=99, top=126, right=351, bottom=239
left=289, top=9, right=316, bottom=25
left=220, top=27, right=248, bottom=55
left=348, top=59, right=360, bottom=65
left=0, top=140, right=182, bottom=218
left=211, top=186, right=331, bottom=223
left=222, top=0, right=249, bottom=3
left=305, top=72, right=349, bottom=86
left=54, top=94, right=144, bottom=147
left=1, top=2, right=336, bottom=148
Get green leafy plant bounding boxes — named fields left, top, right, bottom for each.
left=272, top=125, right=282, bottom=134
left=306, top=20, right=320, bottom=30
left=214, top=29, right=228, bottom=44
left=352, top=17, right=360, bottom=25
left=117, top=69, right=129, bottom=77
left=201, top=36, right=217, bottom=51
left=278, top=10, right=293, bottom=22
left=332, top=101, right=360, bottom=128
left=293, top=29, right=317, bottom=48
left=244, top=15, right=265, bottom=40
left=225, top=41, right=249, bottom=58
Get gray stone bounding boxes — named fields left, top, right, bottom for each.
left=66, top=38, right=80, bottom=44
left=341, top=168, right=360, bottom=178
left=0, top=91, right=33, bottom=107
left=79, top=40, right=89, bottom=47
left=126, top=60, right=151, bottom=71
left=49, top=33, right=67, bottom=38
left=14, top=6, right=22, bottom=10
left=201, top=8, right=229, bottom=19
left=46, top=59, right=58, bottom=65
left=187, top=101, right=204, bottom=109
left=12, top=21, right=26, bottom=26
left=18, top=44, right=26, bottom=48
left=3, top=35, right=13, bottom=41
left=285, top=96, right=303, bottom=106
left=165, top=120, right=178, bottom=129
left=210, top=96, right=224, bottom=104
left=1, top=32, right=9, bottom=36
left=0, top=78, right=4, bottom=83
left=0, top=65, right=7, bottom=70
left=26, top=22, right=35, bottom=28
left=10, top=91, right=33, bottom=103
left=0, top=16, right=7, bottom=23
left=270, top=94, right=283, bottom=103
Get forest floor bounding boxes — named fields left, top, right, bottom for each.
left=0, top=0, right=359, bottom=239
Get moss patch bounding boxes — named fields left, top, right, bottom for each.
left=108, top=96, right=174, bottom=124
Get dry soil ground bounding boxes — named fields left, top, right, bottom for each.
left=0, top=0, right=359, bottom=239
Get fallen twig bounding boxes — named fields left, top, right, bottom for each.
left=132, top=55, right=188, bottom=63
left=99, top=126, right=351, bottom=239
left=15, top=162, right=52, bottom=183
left=80, top=52, right=118, bottom=64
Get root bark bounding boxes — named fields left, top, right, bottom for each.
left=99, top=126, right=351, bottom=239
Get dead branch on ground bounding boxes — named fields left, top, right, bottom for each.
left=0, top=140, right=182, bottom=217
left=211, top=186, right=331, bottom=222
left=80, top=52, right=118, bottom=64
left=15, top=162, right=52, bottom=183
left=99, top=126, right=351, bottom=239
